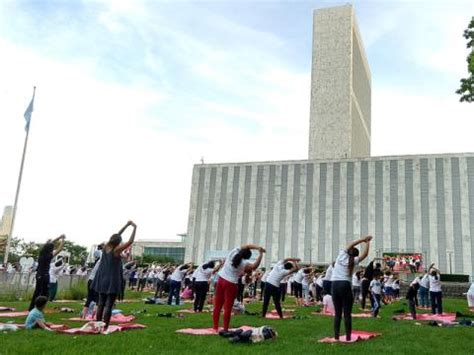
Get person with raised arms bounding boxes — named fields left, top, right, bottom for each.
left=331, top=235, right=372, bottom=342
left=91, top=221, right=136, bottom=331
left=262, top=258, right=300, bottom=319
left=193, top=260, right=222, bottom=312
left=213, top=244, right=265, bottom=332
left=28, top=234, right=65, bottom=311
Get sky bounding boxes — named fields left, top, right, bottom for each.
left=0, top=0, right=473, bottom=248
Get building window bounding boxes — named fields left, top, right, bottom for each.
left=143, top=247, right=185, bottom=263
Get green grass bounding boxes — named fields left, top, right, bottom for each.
left=0, top=292, right=473, bottom=354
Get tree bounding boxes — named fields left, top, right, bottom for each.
left=63, top=240, right=88, bottom=265
left=456, top=17, right=474, bottom=102
left=140, top=254, right=175, bottom=265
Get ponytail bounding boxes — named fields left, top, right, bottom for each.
left=232, top=248, right=251, bottom=268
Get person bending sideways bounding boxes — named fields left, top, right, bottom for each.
left=213, top=245, right=265, bottom=332
left=25, top=296, right=54, bottom=331
left=262, top=258, right=300, bottom=318
left=91, top=221, right=136, bottom=330
left=331, top=235, right=372, bottom=341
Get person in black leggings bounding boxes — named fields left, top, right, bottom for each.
left=92, top=221, right=136, bottom=330
left=331, top=236, right=372, bottom=341
left=28, top=235, right=65, bottom=311
left=262, top=258, right=300, bottom=318
left=360, top=260, right=381, bottom=310
left=193, top=260, right=221, bottom=312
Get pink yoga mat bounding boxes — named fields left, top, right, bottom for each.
left=176, top=325, right=254, bottom=335
left=0, top=311, right=29, bottom=318
left=393, top=313, right=456, bottom=323
left=58, top=323, right=145, bottom=335
left=176, top=309, right=210, bottom=314
left=265, top=312, right=292, bottom=319
left=312, top=312, right=372, bottom=318
left=0, top=307, right=15, bottom=312
left=67, top=314, right=135, bottom=323
left=319, top=330, right=381, bottom=343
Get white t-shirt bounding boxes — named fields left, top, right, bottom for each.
left=429, top=274, right=442, bottom=292
left=316, top=275, right=324, bottom=288
left=370, top=279, right=382, bottom=294
left=261, top=270, right=271, bottom=282
left=302, top=273, right=311, bottom=286
left=194, top=264, right=214, bottom=282
left=170, top=265, right=188, bottom=282
left=331, top=249, right=360, bottom=282
left=468, top=282, right=474, bottom=295
left=392, top=280, right=400, bottom=290
left=323, top=265, right=333, bottom=281
left=352, top=274, right=361, bottom=287
left=323, top=294, right=335, bottom=315
left=49, top=263, right=63, bottom=283
left=266, top=261, right=291, bottom=287
left=294, top=269, right=305, bottom=284
left=420, top=274, right=430, bottom=288
left=157, top=271, right=166, bottom=281
left=218, top=248, right=250, bottom=284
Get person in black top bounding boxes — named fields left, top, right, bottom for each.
left=92, top=221, right=136, bottom=330
left=360, top=260, right=381, bottom=310
left=406, top=282, right=419, bottom=320
left=28, top=235, right=65, bottom=311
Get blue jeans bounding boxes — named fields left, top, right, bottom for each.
left=168, top=280, right=181, bottom=305
left=418, top=286, right=429, bottom=307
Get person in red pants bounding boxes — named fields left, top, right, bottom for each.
left=213, top=245, right=265, bottom=331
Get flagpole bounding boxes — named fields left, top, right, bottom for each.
left=3, top=87, right=36, bottom=265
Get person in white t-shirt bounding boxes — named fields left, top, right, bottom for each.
left=369, top=274, right=382, bottom=317
left=323, top=263, right=334, bottom=295
left=293, top=267, right=311, bottom=305
left=352, top=271, right=362, bottom=304
left=193, top=260, right=222, bottom=312
left=168, top=262, right=194, bottom=305
left=331, top=235, right=372, bottom=342
left=466, top=282, right=474, bottom=311
left=260, top=268, right=271, bottom=301
left=323, top=294, right=335, bottom=315
left=262, top=258, right=300, bottom=318
left=213, top=244, right=265, bottom=332
left=428, top=263, right=443, bottom=315
left=418, top=272, right=430, bottom=309
left=154, top=264, right=171, bottom=299
left=315, top=274, right=324, bottom=302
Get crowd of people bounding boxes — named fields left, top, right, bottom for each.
left=7, top=222, right=474, bottom=340
left=383, top=254, right=423, bottom=273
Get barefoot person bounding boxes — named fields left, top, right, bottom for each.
left=331, top=235, right=372, bottom=341
left=28, top=235, right=65, bottom=311
left=262, top=258, right=300, bottom=318
left=92, top=221, right=137, bottom=330
left=213, top=244, right=265, bottom=332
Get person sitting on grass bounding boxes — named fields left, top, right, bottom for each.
left=25, top=296, right=53, bottom=331
left=323, top=293, right=335, bottom=315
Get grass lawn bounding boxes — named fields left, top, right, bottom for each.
left=0, top=293, right=473, bottom=354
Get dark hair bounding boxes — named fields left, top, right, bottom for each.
left=347, top=247, right=359, bottom=274
left=97, top=243, right=104, bottom=250
left=179, top=264, right=190, bottom=270
left=430, top=270, right=438, bottom=280
left=107, top=234, right=122, bottom=248
left=40, top=243, right=54, bottom=259
left=284, top=262, right=293, bottom=270
left=35, top=296, right=48, bottom=309
left=375, top=263, right=381, bottom=269
left=54, top=259, right=63, bottom=267
left=203, top=261, right=216, bottom=270
left=304, top=268, right=311, bottom=274
left=231, top=248, right=252, bottom=268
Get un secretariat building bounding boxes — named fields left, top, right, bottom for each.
left=184, top=5, right=474, bottom=276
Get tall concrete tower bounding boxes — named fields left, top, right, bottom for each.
left=308, top=5, right=371, bottom=160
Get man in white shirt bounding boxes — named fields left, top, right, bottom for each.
left=262, top=259, right=300, bottom=318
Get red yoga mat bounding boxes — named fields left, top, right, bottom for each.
left=176, top=325, right=254, bottom=335
left=66, top=314, right=135, bottom=323
left=58, top=323, right=145, bottom=335
left=319, top=330, right=381, bottom=343
left=265, top=312, right=293, bottom=319
left=176, top=309, right=210, bottom=314
left=0, top=307, right=16, bottom=312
